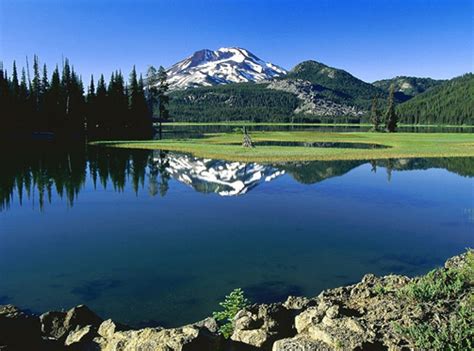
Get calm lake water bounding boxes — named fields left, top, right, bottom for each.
left=1, top=143, right=473, bottom=327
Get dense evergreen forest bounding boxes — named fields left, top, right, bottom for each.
left=373, top=76, right=444, bottom=102
left=0, top=56, right=153, bottom=140
left=169, top=83, right=300, bottom=122
left=397, top=74, right=474, bottom=125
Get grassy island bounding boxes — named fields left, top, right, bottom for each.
left=92, top=131, right=474, bottom=163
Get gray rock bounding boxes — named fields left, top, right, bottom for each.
left=40, top=305, right=102, bottom=341
left=267, top=79, right=366, bottom=117
left=231, top=303, right=296, bottom=349
left=272, top=336, right=331, bottom=351
left=94, top=317, right=221, bottom=351
left=65, top=325, right=98, bottom=350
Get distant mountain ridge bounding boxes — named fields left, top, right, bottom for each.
left=373, top=76, right=444, bottom=101
left=164, top=47, right=471, bottom=124
left=166, top=47, right=287, bottom=90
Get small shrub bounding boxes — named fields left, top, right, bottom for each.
left=213, top=288, right=250, bottom=338
left=398, top=250, right=473, bottom=303
left=373, top=282, right=396, bottom=295
left=394, top=302, right=473, bottom=350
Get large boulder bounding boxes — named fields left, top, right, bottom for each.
left=94, top=317, right=222, bottom=351
left=231, top=303, right=298, bottom=350
left=0, top=304, right=42, bottom=350
left=65, top=325, right=98, bottom=351
left=40, top=305, right=103, bottom=341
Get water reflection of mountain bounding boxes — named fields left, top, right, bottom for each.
left=157, top=151, right=284, bottom=196
left=1, top=142, right=473, bottom=210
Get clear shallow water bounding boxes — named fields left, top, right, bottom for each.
left=1, top=144, right=473, bottom=327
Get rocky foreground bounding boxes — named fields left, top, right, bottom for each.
left=1, top=252, right=472, bottom=351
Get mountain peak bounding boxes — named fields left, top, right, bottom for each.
left=166, top=47, right=287, bottom=90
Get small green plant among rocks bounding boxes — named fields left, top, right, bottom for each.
left=398, top=250, right=473, bottom=303
left=394, top=249, right=473, bottom=350
left=394, top=302, right=473, bottom=350
left=213, top=288, right=250, bottom=338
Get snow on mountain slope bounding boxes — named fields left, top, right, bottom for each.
left=167, top=47, right=287, bottom=90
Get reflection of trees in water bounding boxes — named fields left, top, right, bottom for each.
left=1, top=143, right=87, bottom=211
left=280, top=157, right=474, bottom=185
left=1, top=144, right=473, bottom=211
left=0, top=144, right=153, bottom=211
left=148, top=151, right=170, bottom=197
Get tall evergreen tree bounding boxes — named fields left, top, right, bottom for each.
left=31, top=55, right=41, bottom=115
left=11, top=61, right=19, bottom=99
left=95, top=74, right=108, bottom=135
left=86, top=75, right=96, bottom=133
left=137, top=74, right=151, bottom=135
left=370, top=95, right=381, bottom=132
left=48, top=66, right=63, bottom=130
left=156, top=66, right=169, bottom=137
left=39, top=63, right=49, bottom=130
left=19, top=68, right=30, bottom=129
left=145, top=66, right=159, bottom=117
left=385, top=84, right=398, bottom=132
left=0, top=62, right=11, bottom=129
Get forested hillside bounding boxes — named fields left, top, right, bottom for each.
left=397, top=74, right=473, bottom=125
left=284, top=60, right=385, bottom=109
left=169, top=83, right=300, bottom=122
left=373, top=76, right=444, bottom=102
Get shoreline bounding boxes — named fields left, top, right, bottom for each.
left=1, top=250, right=472, bottom=350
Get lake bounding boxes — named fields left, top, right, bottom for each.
left=1, top=143, right=473, bottom=328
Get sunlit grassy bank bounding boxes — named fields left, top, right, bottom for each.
left=91, top=131, right=474, bottom=163
left=161, top=122, right=474, bottom=128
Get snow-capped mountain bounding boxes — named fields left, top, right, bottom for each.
left=152, top=152, right=284, bottom=196
left=166, top=47, right=287, bottom=90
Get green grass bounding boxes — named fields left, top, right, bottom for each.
left=162, top=121, right=474, bottom=128
left=91, top=131, right=474, bottom=163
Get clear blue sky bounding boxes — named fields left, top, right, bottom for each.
left=1, top=0, right=472, bottom=83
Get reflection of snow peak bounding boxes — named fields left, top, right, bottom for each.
left=156, top=153, right=284, bottom=196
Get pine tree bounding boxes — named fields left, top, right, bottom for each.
left=145, top=66, right=159, bottom=117
left=370, top=95, right=381, bottom=132
left=11, top=61, right=19, bottom=99
left=19, top=69, right=30, bottom=130
left=31, top=55, right=41, bottom=115
left=137, top=74, right=151, bottom=136
left=128, top=66, right=140, bottom=129
left=0, top=62, right=11, bottom=130
left=156, top=66, right=169, bottom=137
left=86, top=75, right=96, bottom=133
left=385, top=84, right=398, bottom=132
left=68, top=67, right=85, bottom=132
left=39, top=63, right=49, bottom=130
left=95, top=74, right=108, bottom=135
left=48, top=66, right=62, bottom=130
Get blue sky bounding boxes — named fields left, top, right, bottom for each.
left=1, top=0, right=472, bottom=83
